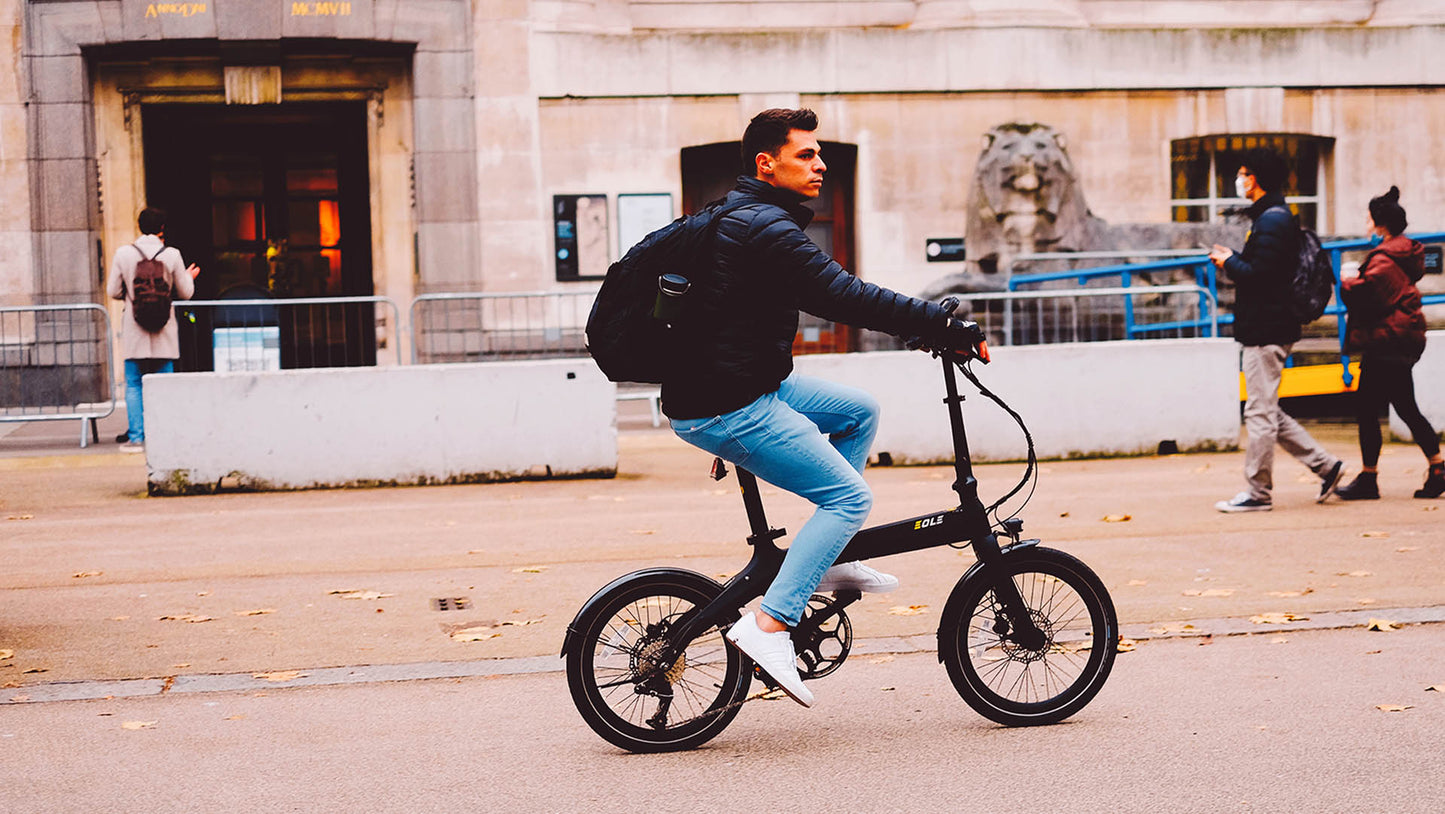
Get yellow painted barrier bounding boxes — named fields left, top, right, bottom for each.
left=1238, top=362, right=1361, bottom=401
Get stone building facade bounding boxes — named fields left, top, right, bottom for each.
left=3, top=1, right=1444, bottom=345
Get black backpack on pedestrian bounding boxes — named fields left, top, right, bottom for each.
left=585, top=200, right=751, bottom=384
left=128, top=244, right=175, bottom=333
left=1270, top=206, right=1336, bottom=324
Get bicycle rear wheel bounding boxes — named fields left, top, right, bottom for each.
left=939, top=546, right=1118, bottom=726
left=566, top=569, right=751, bottom=752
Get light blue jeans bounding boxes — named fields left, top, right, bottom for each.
left=124, top=358, right=174, bottom=443
left=670, top=374, right=879, bottom=627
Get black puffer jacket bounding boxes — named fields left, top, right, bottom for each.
left=661, top=176, right=950, bottom=419
left=1223, top=192, right=1302, bottom=347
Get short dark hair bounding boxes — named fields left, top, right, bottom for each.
left=741, top=108, right=818, bottom=173
left=1239, top=148, right=1287, bottom=195
left=137, top=207, right=167, bottom=235
left=1369, top=185, right=1408, bottom=235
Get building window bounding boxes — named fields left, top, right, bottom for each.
left=1170, top=134, right=1332, bottom=230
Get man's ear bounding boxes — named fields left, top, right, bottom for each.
left=755, top=152, right=774, bottom=178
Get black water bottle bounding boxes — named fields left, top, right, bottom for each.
left=652, top=273, right=691, bottom=324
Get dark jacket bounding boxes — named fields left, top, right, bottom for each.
left=1223, top=192, right=1301, bottom=347
left=661, top=176, right=950, bottom=419
left=1341, top=235, right=1427, bottom=363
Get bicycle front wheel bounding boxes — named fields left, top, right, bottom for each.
left=566, top=569, right=751, bottom=752
left=939, top=546, right=1118, bottom=726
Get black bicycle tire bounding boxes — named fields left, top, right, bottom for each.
left=939, top=547, right=1118, bottom=726
left=566, top=570, right=752, bottom=752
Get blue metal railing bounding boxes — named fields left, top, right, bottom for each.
left=1008, top=232, right=1445, bottom=387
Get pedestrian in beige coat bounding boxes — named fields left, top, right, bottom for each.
left=106, top=207, right=198, bottom=450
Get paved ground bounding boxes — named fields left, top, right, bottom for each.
left=2, top=401, right=1442, bottom=811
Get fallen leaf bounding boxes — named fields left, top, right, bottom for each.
left=629, top=530, right=655, bottom=535
left=450, top=626, right=503, bottom=642
left=1396, top=546, right=1419, bottom=553
left=1423, top=505, right=1438, bottom=512
left=879, top=686, right=896, bottom=692
left=9, top=695, right=30, bottom=702
left=868, top=655, right=895, bottom=665
left=1101, top=514, right=1132, bottom=523
left=1270, top=637, right=1290, bottom=644
left=1116, top=639, right=1138, bottom=652
left=224, top=715, right=246, bottom=721
left=158, top=614, right=214, bottom=623
left=5, top=514, right=34, bottom=521
left=172, top=663, right=191, bottom=669
left=1148, top=623, right=1198, bottom=635
left=109, top=616, right=130, bottom=621
left=887, top=605, right=928, bottom=616
left=1058, top=512, right=1070, bottom=518
left=1366, top=619, right=1403, bottom=632
left=1250, top=612, right=1309, bottom=625
left=499, top=618, right=543, bottom=627
left=1337, top=571, right=1374, bottom=578
left=252, top=671, right=306, bottom=682
left=1426, top=685, right=1443, bottom=693
left=512, top=566, right=548, bottom=574
left=1360, top=531, right=1389, bottom=538
left=1127, top=579, right=1148, bottom=587
left=121, top=721, right=157, bottom=730
left=0, top=650, right=12, bottom=661
left=1266, top=588, right=1314, bottom=597
left=22, top=667, right=47, bottom=674
left=195, top=591, right=211, bottom=597
left=328, top=590, right=393, bottom=600
left=1357, top=598, right=1377, bottom=606
left=1375, top=704, right=1413, bottom=713
left=72, top=571, right=103, bottom=579
left=233, top=608, right=276, bottom=617
left=1182, top=589, right=1234, bottom=598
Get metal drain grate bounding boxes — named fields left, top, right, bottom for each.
left=432, top=597, right=473, bottom=612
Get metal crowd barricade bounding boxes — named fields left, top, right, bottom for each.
left=0, top=303, right=115, bottom=447
left=176, top=295, right=405, bottom=371
left=409, top=291, right=595, bottom=364
left=955, top=284, right=1219, bottom=346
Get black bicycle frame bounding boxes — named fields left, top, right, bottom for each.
left=661, top=353, right=1044, bottom=658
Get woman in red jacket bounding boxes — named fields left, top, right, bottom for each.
left=1335, top=187, right=1445, bottom=499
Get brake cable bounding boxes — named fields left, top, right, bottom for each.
left=954, top=357, right=1039, bottom=530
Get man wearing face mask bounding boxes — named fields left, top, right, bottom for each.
left=1207, top=148, right=1346, bottom=512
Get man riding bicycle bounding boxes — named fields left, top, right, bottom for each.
left=661, top=108, right=984, bottom=707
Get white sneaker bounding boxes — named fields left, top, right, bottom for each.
left=119, top=442, right=145, bottom=453
left=816, top=561, right=900, bottom=594
left=725, top=613, right=814, bottom=708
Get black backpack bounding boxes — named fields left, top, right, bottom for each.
left=1270, top=206, right=1335, bottom=323
left=585, top=200, right=751, bottom=384
left=128, top=244, right=175, bottom=333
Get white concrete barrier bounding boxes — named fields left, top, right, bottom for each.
left=794, top=339, right=1240, bottom=464
left=143, top=360, right=617, bottom=494
left=1389, top=329, right=1445, bottom=442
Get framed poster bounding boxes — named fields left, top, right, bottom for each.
left=617, top=193, right=674, bottom=256
left=554, top=194, right=610, bottom=281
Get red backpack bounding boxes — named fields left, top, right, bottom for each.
left=128, top=244, right=174, bottom=333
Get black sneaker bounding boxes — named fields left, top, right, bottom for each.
left=115, top=432, right=131, bottom=444
left=1336, top=472, right=1379, bottom=501
left=1215, top=492, right=1272, bottom=513
left=1317, top=461, right=1346, bottom=504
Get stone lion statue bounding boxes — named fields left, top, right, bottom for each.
left=966, top=123, right=1101, bottom=276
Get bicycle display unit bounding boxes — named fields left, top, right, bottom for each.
left=561, top=328, right=1120, bottom=753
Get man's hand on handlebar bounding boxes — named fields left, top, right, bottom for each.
left=940, top=318, right=990, bottom=363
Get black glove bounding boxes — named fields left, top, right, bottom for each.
left=939, top=318, right=984, bottom=352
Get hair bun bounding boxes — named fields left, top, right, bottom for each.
left=1385, top=185, right=1401, bottom=203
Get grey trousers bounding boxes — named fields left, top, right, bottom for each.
left=1241, top=344, right=1336, bottom=500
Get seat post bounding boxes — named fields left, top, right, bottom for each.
left=733, top=466, right=773, bottom=539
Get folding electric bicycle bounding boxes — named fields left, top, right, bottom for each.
left=562, top=333, right=1119, bottom=753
